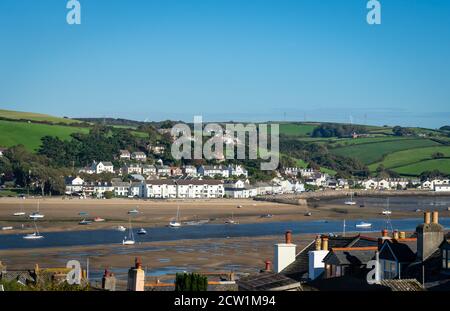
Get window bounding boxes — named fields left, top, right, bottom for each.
left=443, top=250, right=450, bottom=270
left=382, top=260, right=397, bottom=279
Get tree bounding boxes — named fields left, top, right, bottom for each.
left=432, top=152, right=445, bottom=159
left=175, top=273, right=208, bottom=291
left=103, top=191, right=114, bottom=199
left=392, top=126, right=413, bottom=137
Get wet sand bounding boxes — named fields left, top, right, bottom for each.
left=1, top=197, right=441, bottom=235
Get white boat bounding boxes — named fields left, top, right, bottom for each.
left=79, top=219, right=92, bottom=225
left=23, top=222, right=44, bottom=240
left=116, top=225, right=126, bottom=232
left=122, top=219, right=135, bottom=245
left=13, top=204, right=26, bottom=216
left=137, top=228, right=147, bottom=235
left=29, top=201, right=44, bottom=219
left=344, top=193, right=357, bottom=206
left=169, top=206, right=181, bottom=228
left=225, top=212, right=239, bottom=225
left=93, top=217, right=105, bottom=222
left=355, top=222, right=372, bottom=228
left=128, top=208, right=139, bottom=215
left=382, top=210, right=392, bottom=216
left=1, top=226, right=13, bottom=231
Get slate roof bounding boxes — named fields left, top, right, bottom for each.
left=323, top=247, right=377, bottom=266
left=0, top=270, right=36, bottom=284
left=381, top=239, right=417, bottom=263
left=237, top=272, right=302, bottom=291
left=379, top=279, right=424, bottom=291
left=281, top=235, right=378, bottom=281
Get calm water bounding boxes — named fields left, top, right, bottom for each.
left=1, top=217, right=449, bottom=250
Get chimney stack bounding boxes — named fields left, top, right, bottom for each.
left=285, top=230, right=292, bottom=244
left=382, top=229, right=389, bottom=238
left=127, top=257, right=145, bottom=291
left=102, top=269, right=117, bottom=291
left=321, top=236, right=329, bottom=251
left=264, top=260, right=272, bottom=272
left=273, top=231, right=297, bottom=273
left=315, top=235, right=322, bottom=251
left=424, top=212, right=431, bottom=224
left=399, top=231, right=406, bottom=239
left=432, top=211, right=439, bottom=224
left=393, top=230, right=399, bottom=240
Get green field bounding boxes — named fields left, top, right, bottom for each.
left=279, top=123, right=318, bottom=137
left=0, top=109, right=81, bottom=124
left=393, top=159, right=450, bottom=176
left=330, top=138, right=442, bottom=165
left=0, top=120, right=89, bottom=151
left=368, top=146, right=450, bottom=171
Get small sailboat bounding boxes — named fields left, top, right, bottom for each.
left=13, top=203, right=26, bottom=216
left=23, top=221, right=44, bottom=240
left=382, top=198, right=392, bottom=215
left=29, top=201, right=44, bottom=219
left=128, top=208, right=139, bottom=215
left=116, top=225, right=126, bottom=232
left=355, top=222, right=372, bottom=229
left=79, top=219, right=92, bottom=225
left=169, top=206, right=181, bottom=228
left=344, top=193, right=357, bottom=206
left=122, top=219, right=135, bottom=245
left=225, top=212, right=239, bottom=224
left=137, top=228, right=147, bottom=235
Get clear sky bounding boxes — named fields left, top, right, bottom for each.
left=0, top=0, right=449, bottom=127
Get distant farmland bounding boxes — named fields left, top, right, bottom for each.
left=0, top=109, right=81, bottom=124
left=330, top=139, right=442, bottom=165
left=0, top=120, right=89, bottom=151
left=393, top=159, right=450, bottom=176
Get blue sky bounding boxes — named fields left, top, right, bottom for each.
left=0, top=0, right=449, bottom=127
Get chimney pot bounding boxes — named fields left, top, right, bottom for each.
left=285, top=230, right=292, bottom=244
left=382, top=229, right=389, bottom=238
left=399, top=231, right=406, bottom=239
left=393, top=230, right=399, bottom=240
left=315, top=235, right=322, bottom=251
left=424, top=212, right=431, bottom=224
left=432, top=211, right=439, bottom=224
left=321, top=236, right=329, bottom=251
left=135, top=257, right=142, bottom=269
left=264, top=260, right=272, bottom=272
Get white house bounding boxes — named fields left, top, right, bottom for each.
left=228, top=165, right=248, bottom=178
left=156, top=165, right=171, bottom=176
left=305, top=173, right=327, bottom=187
left=91, top=182, right=114, bottom=198
left=142, top=165, right=157, bottom=176
left=95, top=162, right=114, bottom=174
left=131, top=151, right=147, bottom=162
left=145, top=180, right=177, bottom=199
left=176, top=180, right=224, bottom=199
left=182, top=165, right=198, bottom=176
left=123, top=163, right=142, bottom=175
left=435, top=184, right=450, bottom=192
left=119, top=150, right=131, bottom=160
left=65, top=176, right=84, bottom=194
left=112, top=181, right=130, bottom=197
left=197, top=165, right=229, bottom=178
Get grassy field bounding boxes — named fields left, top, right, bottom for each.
left=0, top=120, right=89, bottom=151
left=279, top=123, right=318, bottom=137
left=368, top=146, right=450, bottom=171
left=0, top=109, right=81, bottom=124
left=330, top=138, right=442, bottom=165
left=393, top=159, right=450, bottom=176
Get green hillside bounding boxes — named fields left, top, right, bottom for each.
left=0, top=109, right=80, bottom=124
left=368, top=146, right=450, bottom=171
left=330, top=139, right=441, bottom=165
left=0, top=120, right=89, bottom=151
left=393, top=159, right=450, bottom=176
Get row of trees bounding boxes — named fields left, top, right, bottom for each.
left=311, top=124, right=368, bottom=138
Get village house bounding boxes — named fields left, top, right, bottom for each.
left=224, top=179, right=257, bottom=198
left=129, top=182, right=145, bottom=197
left=144, top=179, right=177, bottom=199
left=170, top=166, right=183, bottom=177
left=94, top=161, right=114, bottom=174
left=142, top=164, right=157, bottom=176
left=197, top=165, right=230, bottom=178
left=435, top=184, right=450, bottom=192
left=149, top=145, right=166, bottom=155
left=122, top=163, right=142, bottom=175
left=119, top=149, right=131, bottom=160
left=182, top=165, right=198, bottom=176
left=305, top=173, right=327, bottom=188
left=156, top=165, right=171, bottom=176
left=112, top=181, right=130, bottom=197
left=284, top=167, right=301, bottom=177
left=131, top=151, right=147, bottom=162
left=228, top=165, right=248, bottom=178
left=176, top=179, right=225, bottom=199
left=87, top=181, right=114, bottom=198
left=64, top=176, right=84, bottom=194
